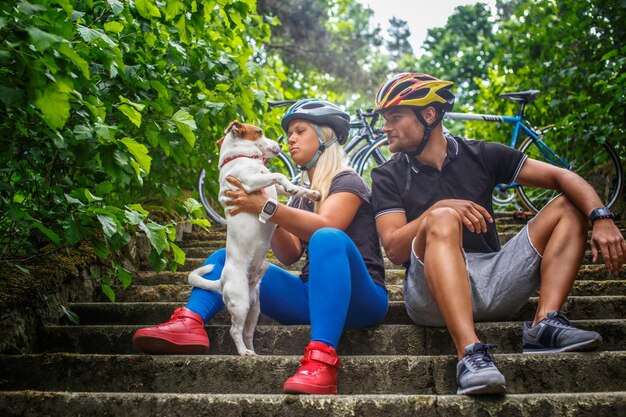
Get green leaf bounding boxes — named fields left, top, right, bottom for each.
left=125, top=208, right=146, bottom=225
left=76, top=25, right=116, bottom=47
left=58, top=43, right=90, bottom=79
left=116, top=266, right=132, bottom=288
left=150, top=80, right=170, bottom=99
left=93, top=240, right=109, bottom=259
left=148, top=249, right=167, bottom=272
left=170, top=242, right=186, bottom=265
left=35, top=84, right=70, bottom=130
left=101, top=284, right=116, bottom=302
left=189, top=218, right=211, bottom=230
left=27, top=27, right=62, bottom=51
left=65, top=194, right=85, bottom=206
left=135, top=0, right=161, bottom=18
left=140, top=222, right=168, bottom=254
left=84, top=190, right=103, bottom=202
left=183, top=197, right=204, bottom=217
left=127, top=204, right=149, bottom=216
left=9, top=262, right=30, bottom=275
left=118, top=104, right=142, bottom=127
left=61, top=305, right=80, bottom=325
left=97, top=214, right=118, bottom=238
left=32, top=221, right=61, bottom=244
left=104, top=21, right=124, bottom=33
left=120, top=137, right=151, bottom=174
left=108, top=0, right=124, bottom=14
left=171, top=110, right=197, bottom=147
left=63, top=218, right=83, bottom=244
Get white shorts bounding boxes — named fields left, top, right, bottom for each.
left=404, top=224, right=542, bottom=327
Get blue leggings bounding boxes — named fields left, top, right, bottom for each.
left=186, top=228, right=388, bottom=348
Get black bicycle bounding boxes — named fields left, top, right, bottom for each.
left=197, top=101, right=388, bottom=224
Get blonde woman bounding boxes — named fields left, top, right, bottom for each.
left=133, top=99, right=388, bottom=395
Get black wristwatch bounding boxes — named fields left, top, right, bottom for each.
left=258, top=198, right=278, bottom=223
left=589, top=207, right=614, bottom=224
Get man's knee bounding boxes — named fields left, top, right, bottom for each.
left=422, top=208, right=463, bottom=240
left=543, top=195, right=587, bottom=229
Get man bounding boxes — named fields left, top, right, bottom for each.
left=370, top=72, right=626, bottom=395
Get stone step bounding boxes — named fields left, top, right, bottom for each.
left=103, top=281, right=626, bottom=303
left=2, top=352, right=625, bottom=395
left=1, top=391, right=624, bottom=417
left=40, top=319, right=626, bottom=355
left=177, top=222, right=626, bottom=246
left=146, top=262, right=625, bottom=282
left=65, top=296, right=626, bottom=326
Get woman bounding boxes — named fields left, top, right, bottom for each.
left=132, top=99, right=388, bottom=395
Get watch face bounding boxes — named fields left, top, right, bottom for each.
left=263, top=201, right=277, bottom=215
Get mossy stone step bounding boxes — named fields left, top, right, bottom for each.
left=40, top=319, right=626, bottom=355
left=1, top=391, right=624, bottom=417
left=70, top=294, right=626, bottom=324
left=2, top=352, right=625, bottom=395
left=168, top=260, right=624, bottom=283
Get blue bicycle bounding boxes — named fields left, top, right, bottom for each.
left=356, top=90, right=623, bottom=214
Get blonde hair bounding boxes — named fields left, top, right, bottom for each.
left=302, top=123, right=353, bottom=212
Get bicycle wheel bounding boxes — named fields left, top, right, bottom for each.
left=516, top=135, right=624, bottom=214
left=492, top=186, right=518, bottom=209
left=356, top=135, right=391, bottom=188
left=197, top=150, right=297, bottom=225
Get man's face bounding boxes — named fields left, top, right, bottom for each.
left=381, top=107, right=423, bottom=154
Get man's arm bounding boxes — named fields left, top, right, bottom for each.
left=516, top=158, right=625, bottom=273
left=376, top=200, right=494, bottom=265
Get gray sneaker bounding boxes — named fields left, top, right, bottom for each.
left=522, top=311, right=602, bottom=353
left=456, top=343, right=506, bottom=395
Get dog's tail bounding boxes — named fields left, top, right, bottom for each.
left=188, top=264, right=221, bottom=292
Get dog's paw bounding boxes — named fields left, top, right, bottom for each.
left=241, top=349, right=256, bottom=356
left=306, top=190, right=322, bottom=201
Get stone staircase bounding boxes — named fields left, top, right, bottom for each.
left=1, top=216, right=626, bottom=416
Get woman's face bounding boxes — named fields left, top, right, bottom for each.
left=286, top=119, right=320, bottom=166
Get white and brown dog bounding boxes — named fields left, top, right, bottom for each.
left=188, top=121, right=320, bottom=355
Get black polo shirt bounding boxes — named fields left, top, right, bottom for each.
left=371, top=134, right=526, bottom=254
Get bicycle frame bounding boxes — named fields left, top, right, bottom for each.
left=445, top=111, right=569, bottom=191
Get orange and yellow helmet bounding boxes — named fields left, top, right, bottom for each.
left=374, top=72, right=455, bottom=113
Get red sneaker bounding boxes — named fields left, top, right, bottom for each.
left=132, top=307, right=209, bottom=354
left=283, top=341, right=340, bottom=395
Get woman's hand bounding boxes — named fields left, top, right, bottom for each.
left=224, top=176, right=268, bottom=216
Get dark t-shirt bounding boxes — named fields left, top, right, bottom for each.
left=288, top=170, right=386, bottom=288
left=371, top=134, right=526, bottom=258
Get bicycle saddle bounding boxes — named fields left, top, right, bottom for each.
left=498, top=90, right=541, bottom=103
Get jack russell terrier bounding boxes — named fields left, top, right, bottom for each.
left=188, top=120, right=320, bottom=355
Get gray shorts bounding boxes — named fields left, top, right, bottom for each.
left=404, top=224, right=542, bottom=327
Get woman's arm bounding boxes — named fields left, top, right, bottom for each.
left=224, top=176, right=362, bottom=258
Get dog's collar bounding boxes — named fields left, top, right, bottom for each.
left=219, top=154, right=265, bottom=169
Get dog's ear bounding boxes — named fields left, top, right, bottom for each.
left=225, top=120, right=244, bottom=135
left=216, top=136, right=224, bottom=149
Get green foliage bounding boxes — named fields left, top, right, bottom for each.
left=469, top=0, right=626, bottom=156
left=411, top=3, right=498, bottom=107
left=0, top=0, right=287, bottom=290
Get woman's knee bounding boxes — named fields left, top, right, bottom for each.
left=309, top=227, right=348, bottom=249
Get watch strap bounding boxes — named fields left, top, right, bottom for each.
left=258, top=198, right=278, bottom=223
left=589, top=207, right=614, bottom=223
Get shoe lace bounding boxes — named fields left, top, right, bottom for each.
left=467, top=344, right=497, bottom=369
left=547, top=311, right=571, bottom=327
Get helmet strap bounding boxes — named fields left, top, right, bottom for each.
left=404, top=109, right=442, bottom=157
left=298, top=126, right=337, bottom=171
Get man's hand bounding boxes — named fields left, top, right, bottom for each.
left=590, top=219, right=626, bottom=275
left=434, top=199, right=493, bottom=233
left=224, top=176, right=268, bottom=216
